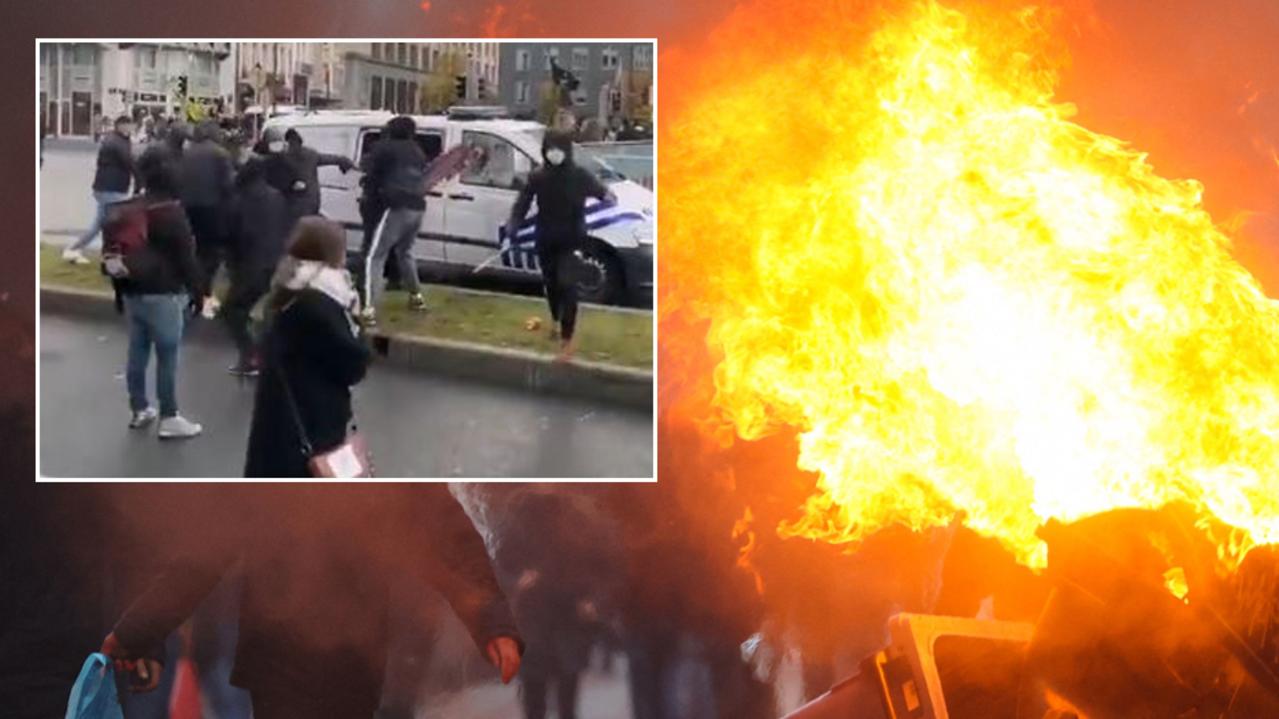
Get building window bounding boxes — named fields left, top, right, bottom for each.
left=397, top=43, right=407, bottom=66
left=397, top=79, right=409, bottom=113
left=602, top=48, right=619, bottom=70
left=515, top=49, right=530, bottom=72
left=408, top=82, right=418, bottom=112
left=385, top=78, right=397, bottom=112
left=370, top=75, right=383, bottom=110
left=515, top=80, right=529, bottom=105
left=632, top=44, right=652, bottom=68
left=72, top=44, right=95, bottom=66
left=543, top=47, right=560, bottom=70
left=409, top=45, right=419, bottom=69
left=135, top=47, right=157, bottom=69
left=431, top=48, right=440, bottom=72
left=572, top=47, right=588, bottom=71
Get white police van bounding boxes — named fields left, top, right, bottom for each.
left=263, top=108, right=655, bottom=305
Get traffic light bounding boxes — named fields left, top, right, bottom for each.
left=477, top=77, right=487, bottom=100
left=454, top=75, right=467, bottom=100
left=176, top=75, right=189, bottom=99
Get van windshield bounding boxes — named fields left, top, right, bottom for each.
left=517, top=128, right=626, bottom=183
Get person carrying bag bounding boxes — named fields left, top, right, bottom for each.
left=244, top=217, right=372, bottom=478
left=271, top=312, right=372, bottom=478
left=63, top=654, right=124, bottom=719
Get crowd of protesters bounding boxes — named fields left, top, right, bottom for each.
left=60, top=112, right=608, bottom=453
left=4, top=477, right=777, bottom=719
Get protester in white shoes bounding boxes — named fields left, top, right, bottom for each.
left=117, top=150, right=208, bottom=439
left=64, top=115, right=137, bottom=265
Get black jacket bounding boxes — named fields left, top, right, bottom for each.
left=283, top=146, right=351, bottom=216
left=179, top=139, right=235, bottom=209
left=509, top=161, right=610, bottom=248
left=227, top=176, right=290, bottom=273
left=91, top=132, right=135, bottom=193
left=244, top=289, right=370, bottom=478
left=116, top=194, right=206, bottom=299
left=111, top=485, right=523, bottom=705
left=254, top=153, right=311, bottom=222
left=362, top=138, right=427, bottom=211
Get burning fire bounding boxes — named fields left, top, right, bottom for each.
left=662, top=1, right=1279, bottom=569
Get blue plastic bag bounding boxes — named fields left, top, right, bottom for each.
left=64, top=653, right=124, bottom=719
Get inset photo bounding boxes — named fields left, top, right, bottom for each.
left=36, top=39, right=655, bottom=480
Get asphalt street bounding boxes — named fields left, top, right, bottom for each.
left=39, top=138, right=100, bottom=238
left=39, top=313, right=653, bottom=478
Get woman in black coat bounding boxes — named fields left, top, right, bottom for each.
left=244, top=217, right=370, bottom=478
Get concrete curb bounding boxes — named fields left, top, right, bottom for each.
left=40, top=286, right=653, bottom=410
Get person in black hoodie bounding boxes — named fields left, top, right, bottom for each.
left=221, top=158, right=291, bottom=376
left=254, top=126, right=309, bottom=230
left=180, top=119, right=237, bottom=284
left=282, top=127, right=354, bottom=217
left=508, top=131, right=615, bottom=360
left=243, top=217, right=369, bottom=478
left=63, top=114, right=136, bottom=265
left=137, top=120, right=188, bottom=175
left=118, top=150, right=208, bottom=440
left=359, top=115, right=430, bottom=325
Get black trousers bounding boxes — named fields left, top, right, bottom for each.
left=221, top=264, right=273, bottom=362
left=186, top=204, right=227, bottom=286
left=356, top=196, right=397, bottom=303
left=538, top=245, right=580, bottom=341
left=521, top=670, right=580, bottom=719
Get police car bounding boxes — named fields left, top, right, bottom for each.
left=263, top=108, right=655, bottom=305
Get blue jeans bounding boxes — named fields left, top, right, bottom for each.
left=69, top=190, right=131, bottom=252
left=124, top=294, right=186, bottom=417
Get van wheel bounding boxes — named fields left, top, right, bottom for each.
left=574, top=241, right=625, bottom=305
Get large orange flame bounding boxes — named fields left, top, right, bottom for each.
left=661, top=0, right=1279, bottom=569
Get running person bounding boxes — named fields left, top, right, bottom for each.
left=507, top=131, right=615, bottom=361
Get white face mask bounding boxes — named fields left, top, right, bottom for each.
left=267, top=141, right=285, bottom=154
left=545, top=148, right=566, bottom=166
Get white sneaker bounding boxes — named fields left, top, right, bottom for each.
left=128, top=407, right=158, bottom=429
left=62, top=248, right=91, bottom=265
left=158, top=414, right=203, bottom=440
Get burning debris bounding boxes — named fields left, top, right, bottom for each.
left=657, top=0, right=1279, bottom=716
left=781, top=508, right=1279, bottom=718
left=664, top=0, right=1279, bottom=577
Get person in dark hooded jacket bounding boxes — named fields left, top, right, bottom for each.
left=358, top=115, right=431, bottom=325
left=252, top=126, right=309, bottom=230
left=282, top=127, right=354, bottom=216
left=180, top=119, right=237, bottom=283
left=221, top=158, right=291, bottom=376
left=507, top=131, right=615, bottom=360
left=62, top=115, right=136, bottom=265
